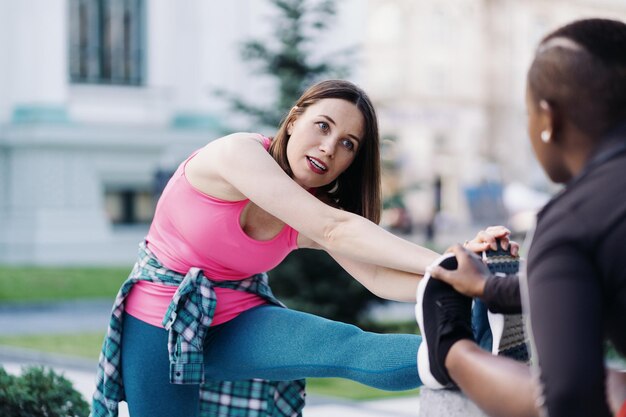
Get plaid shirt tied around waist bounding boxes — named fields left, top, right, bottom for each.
left=91, top=241, right=306, bottom=417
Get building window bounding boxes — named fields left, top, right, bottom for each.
left=105, top=188, right=154, bottom=225
left=69, top=0, right=145, bottom=85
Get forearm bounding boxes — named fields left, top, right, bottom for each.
left=482, top=274, right=522, bottom=314
left=330, top=252, right=423, bottom=302
left=446, top=340, right=539, bottom=417
left=320, top=213, right=439, bottom=275
left=367, top=267, right=422, bottom=302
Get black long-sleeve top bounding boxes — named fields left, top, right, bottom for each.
left=505, top=128, right=626, bottom=417
left=478, top=126, right=626, bottom=417
left=482, top=273, right=522, bottom=314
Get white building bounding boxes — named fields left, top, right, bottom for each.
left=1, top=0, right=625, bottom=265
left=0, top=0, right=365, bottom=265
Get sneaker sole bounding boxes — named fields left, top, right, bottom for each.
left=487, top=311, right=529, bottom=360
left=415, top=253, right=456, bottom=389
left=484, top=244, right=529, bottom=362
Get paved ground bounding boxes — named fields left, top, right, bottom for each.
left=0, top=300, right=421, bottom=416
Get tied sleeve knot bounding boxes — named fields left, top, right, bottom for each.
left=163, top=267, right=215, bottom=349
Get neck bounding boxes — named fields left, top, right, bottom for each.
left=560, top=124, right=597, bottom=178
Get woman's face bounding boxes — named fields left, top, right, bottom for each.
left=286, top=98, right=365, bottom=189
left=525, top=86, right=571, bottom=183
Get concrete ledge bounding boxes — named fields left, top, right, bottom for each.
left=419, top=388, right=487, bottom=417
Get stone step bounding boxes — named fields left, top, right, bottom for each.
left=418, top=388, right=487, bottom=417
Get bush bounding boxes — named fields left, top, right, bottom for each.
left=269, top=249, right=384, bottom=325
left=0, top=365, right=89, bottom=417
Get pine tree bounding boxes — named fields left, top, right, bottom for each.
left=217, top=0, right=352, bottom=129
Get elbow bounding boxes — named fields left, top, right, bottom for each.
left=318, top=212, right=352, bottom=252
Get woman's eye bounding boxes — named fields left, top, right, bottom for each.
left=342, top=139, right=355, bottom=151
left=317, top=122, right=329, bottom=132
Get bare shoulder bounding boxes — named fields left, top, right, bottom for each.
left=189, top=132, right=265, bottom=168
left=185, top=132, right=266, bottom=201
left=203, top=132, right=265, bottom=152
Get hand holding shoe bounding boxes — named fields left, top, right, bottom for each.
left=463, top=225, right=520, bottom=256
left=429, top=245, right=491, bottom=299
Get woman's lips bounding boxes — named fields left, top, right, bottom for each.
left=306, top=156, right=328, bottom=174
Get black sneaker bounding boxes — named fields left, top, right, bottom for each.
left=483, top=241, right=530, bottom=362
left=415, top=253, right=473, bottom=389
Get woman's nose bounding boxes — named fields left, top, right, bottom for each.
left=319, top=137, right=335, bottom=158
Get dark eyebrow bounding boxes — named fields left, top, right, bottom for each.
left=319, top=114, right=361, bottom=143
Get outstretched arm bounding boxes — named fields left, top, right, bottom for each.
left=187, top=133, right=440, bottom=274
left=325, top=228, right=519, bottom=303
left=328, top=252, right=424, bottom=302
left=188, top=134, right=519, bottom=298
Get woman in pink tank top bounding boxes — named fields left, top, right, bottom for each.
left=105, top=79, right=514, bottom=417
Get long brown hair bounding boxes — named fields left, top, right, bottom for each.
left=269, top=80, right=381, bottom=224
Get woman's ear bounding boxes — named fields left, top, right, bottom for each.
left=287, top=106, right=299, bottom=136
left=539, top=100, right=561, bottom=143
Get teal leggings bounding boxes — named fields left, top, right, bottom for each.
left=121, top=305, right=422, bottom=417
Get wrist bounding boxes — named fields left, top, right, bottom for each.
left=474, top=275, right=487, bottom=298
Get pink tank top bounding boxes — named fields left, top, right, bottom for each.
left=126, top=135, right=299, bottom=327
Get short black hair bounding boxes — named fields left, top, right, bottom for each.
left=544, top=18, right=626, bottom=66
left=528, top=18, right=626, bottom=137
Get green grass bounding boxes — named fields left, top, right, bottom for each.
left=0, top=333, right=106, bottom=359
left=0, top=266, right=128, bottom=302
left=307, top=377, right=419, bottom=400
left=0, top=332, right=419, bottom=400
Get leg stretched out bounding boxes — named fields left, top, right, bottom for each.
left=202, top=304, right=422, bottom=391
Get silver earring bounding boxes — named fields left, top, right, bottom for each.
left=541, top=130, right=551, bottom=143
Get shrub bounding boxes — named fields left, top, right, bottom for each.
left=269, top=249, right=383, bottom=325
left=0, top=365, right=89, bottom=417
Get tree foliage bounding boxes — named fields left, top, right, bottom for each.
left=269, top=250, right=384, bottom=325
left=217, top=0, right=353, bottom=129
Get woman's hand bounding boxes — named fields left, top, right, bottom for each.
left=428, top=244, right=491, bottom=298
left=463, top=225, right=519, bottom=256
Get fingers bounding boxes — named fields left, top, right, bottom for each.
left=467, top=225, right=521, bottom=256
left=433, top=244, right=473, bottom=277
left=476, top=230, right=499, bottom=250
left=429, top=245, right=487, bottom=298
left=484, top=226, right=511, bottom=249
left=484, top=225, right=511, bottom=237
left=464, top=236, right=493, bottom=253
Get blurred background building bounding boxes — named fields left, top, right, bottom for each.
left=366, top=0, right=626, bottom=240
left=1, top=0, right=625, bottom=265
